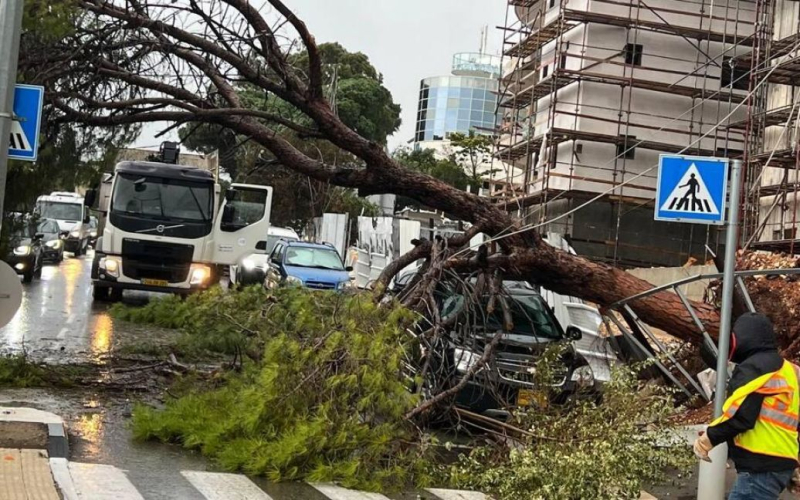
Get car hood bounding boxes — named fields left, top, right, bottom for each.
left=55, top=220, right=80, bottom=232
left=284, top=264, right=350, bottom=284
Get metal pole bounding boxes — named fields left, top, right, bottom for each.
left=714, top=158, right=743, bottom=418
left=0, top=0, right=25, bottom=232
left=697, top=158, right=742, bottom=500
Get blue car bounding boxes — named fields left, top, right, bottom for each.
left=265, top=241, right=354, bottom=291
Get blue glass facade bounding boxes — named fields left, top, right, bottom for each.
left=414, top=75, right=499, bottom=143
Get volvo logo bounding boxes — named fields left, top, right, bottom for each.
left=156, top=225, right=165, bottom=233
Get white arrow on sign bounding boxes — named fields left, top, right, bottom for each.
left=8, top=120, right=31, bottom=152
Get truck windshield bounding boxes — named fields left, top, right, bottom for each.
left=112, top=173, right=213, bottom=222
left=37, top=202, right=82, bottom=221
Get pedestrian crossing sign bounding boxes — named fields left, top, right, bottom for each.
left=655, top=154, right=729, bottom=225
left=8, top=84, right=44, bottom=162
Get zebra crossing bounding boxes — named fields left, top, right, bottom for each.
left=50, top=459, right=488, bottom=500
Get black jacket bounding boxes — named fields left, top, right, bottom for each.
left=706, top=313, right=797, bottom=473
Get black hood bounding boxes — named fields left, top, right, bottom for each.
left=730, top=313, right=778, bottom=364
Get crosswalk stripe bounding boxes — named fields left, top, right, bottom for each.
left=181, top=471, right=274, bottom=499
left=427, top=489, right=488, bottom=500
left=310, top=483, right=391, bottom=500
left=66, top=462, right=144, bottom=500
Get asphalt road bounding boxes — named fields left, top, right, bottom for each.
left=0, top=250, right=153, bottom=363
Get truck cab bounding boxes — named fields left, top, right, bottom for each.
left=88, top=161, right=272, bottom=300
left=35, top=192, right=92, bottom=255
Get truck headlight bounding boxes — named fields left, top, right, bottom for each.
left=454, top=347, right=482, bottom=373
left=189, top=265, right=211, bottom=285
left=570, top=365, right=594, bottom=388
left=103, top=257, right=120, bottom=277
left=13, top=245, right=31, bottom=256
left=242, top=258, right=255, bottom=270
left=285, top=275, right=302, bottom=286
left=90, top=231, right=97, bottom=238
left=45, top=239, right=62, bottom=249
left=70, top=230, right=80, bottom=238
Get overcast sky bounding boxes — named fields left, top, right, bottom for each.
left=134, top=0, right=507, bottom=152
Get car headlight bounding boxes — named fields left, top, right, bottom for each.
left=45, top=239, right=62, bottom=249
left=13, top=245, right=31, bottom=256
left=570, top=365, right=595, bottom=388
left=103, top=257, right=120, bottom=277
left=285, top=275, right=302, bottom=286
left=338, top=280, right=355, bottom=290
left=90, top=231, right=97, bottom=238
left=454, top=347, right=482, bottom=373
left=189, top=265, right=211, bottom=286
left=70, top=230, right=80, bottom=238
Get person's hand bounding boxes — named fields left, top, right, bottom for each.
left=788, top=468, right=800, bottom=495
left=693, top=431, right=713, bottom=462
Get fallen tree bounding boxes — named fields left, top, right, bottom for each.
left=34, top=0, right=722, bottom=340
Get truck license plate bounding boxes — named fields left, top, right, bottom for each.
left=517, top=389, right=547, bottom=408
left=142, top=278, right=168, bottom=287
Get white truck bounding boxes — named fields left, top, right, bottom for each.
left=35, top=192, right=93, bottom=255
left=86, top=160, right=272, bottom=301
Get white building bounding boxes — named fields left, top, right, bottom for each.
left=497, top=0, right=755, bottom=267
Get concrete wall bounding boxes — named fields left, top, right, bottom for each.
left=627, top=264, right=717, bottom=302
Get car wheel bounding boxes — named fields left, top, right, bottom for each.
left=58, top=250, right=64, bottom=262
left=22, top=266, right=34, bottom=283
left=92, top=284, right=109, bottom=301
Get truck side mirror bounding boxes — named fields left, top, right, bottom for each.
left=83, top=213, right=90, bottom=224
left=84, top=189, right=97, bottom=208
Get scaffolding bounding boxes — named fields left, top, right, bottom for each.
left=493, top=0, right=771, bottom=267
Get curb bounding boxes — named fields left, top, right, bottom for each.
left=0, top=407, right=69, bottom=458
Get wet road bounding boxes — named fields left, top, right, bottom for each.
left=0, top=251, right=158, bottom=363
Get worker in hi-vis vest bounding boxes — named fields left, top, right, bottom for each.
left=694, top=313, right=800, bottom=499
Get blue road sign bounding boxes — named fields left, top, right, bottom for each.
left=655, top=154, right=729, bottom=225
left=8, top=84, right=44, bottom=162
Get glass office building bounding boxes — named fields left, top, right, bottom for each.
left=414, top=53, right=500, bottom=143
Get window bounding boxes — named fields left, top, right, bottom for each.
left=284, top=247, right=344, bottom=270
left=721, top=56, right=749, bottom=90
left=36, top=202, right=83, bottom=222
left=617, top=135, right=636, bottom=159
left=270, top=243, right=284, bottom=263
left=549, top=0, right=556, bottom=8
left=560, top=42, right=570, bottom=69
left=624, top=43, right=643, bottom=66
left=221, top=187, right=268, bottom=232
left=542, top=65, right=549, bottom=78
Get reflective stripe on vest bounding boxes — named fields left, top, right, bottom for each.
left=710, top=360, right=800, bottom=461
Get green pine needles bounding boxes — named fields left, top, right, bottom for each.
left=123, top=287, right=433, bottom=491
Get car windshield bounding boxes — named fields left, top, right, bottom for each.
left=36, top=221, right=55, bottom=234
left=267, top=234, right=297, bottom=253
left=37, top=202, right=82, bottom=221
left=284, top=247, right=344, bottom=270
left=442, top=293, right=562, bottom=340
left=112, top=173, right=213, bottom=222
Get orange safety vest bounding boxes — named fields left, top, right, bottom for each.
left=710, top=360, right=800, bottom=460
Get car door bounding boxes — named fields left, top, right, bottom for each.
left=265, top=243, right=284, bottom=288
left=212, top=184, right=273, bottom=265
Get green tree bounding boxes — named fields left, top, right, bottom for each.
left=394, top=148, right=469, bottom=211
left=448, top=131, right=498, bottom=188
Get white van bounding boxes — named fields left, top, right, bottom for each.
left=229, top=226, right=300, bottom=286
left=35, top=192, right=92, bottom=255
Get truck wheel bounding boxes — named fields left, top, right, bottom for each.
left=109, top=288, right=123, bottom=302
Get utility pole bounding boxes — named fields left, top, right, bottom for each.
left=0, top=0, right=25, bottom=232
left=697, top=158, right=743, bottom=499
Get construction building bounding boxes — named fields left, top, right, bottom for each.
left=494, top=0, right=758, bottom=267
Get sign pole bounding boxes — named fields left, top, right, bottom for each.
left=697, top=158, right=743, bottom=499
left=0, top=0, right=25, bottom=232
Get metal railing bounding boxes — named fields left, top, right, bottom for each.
left=603, top=268, right=800, bottom=400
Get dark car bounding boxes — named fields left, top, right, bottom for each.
left=423, top=283, right=594, bottom=418
left=265, top=241, right=353, bottom=291
left=5, top=222, right=44, bottom=283
left=37, top=218, right=64, bottom=262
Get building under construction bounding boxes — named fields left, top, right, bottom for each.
left=494, top=0, right=800, bottom=267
